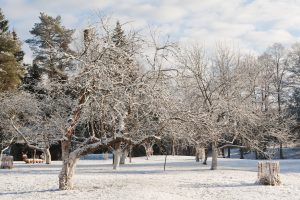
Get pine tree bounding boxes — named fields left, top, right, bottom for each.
left=22, top=63, right=43, bottom=93
left=112, top=21, right=126, bottom=48
left=26, top=13, right=74, bottom=82
left=0, top=9, right=24, bottom=92
left=0, top=9, right=8, bottom=34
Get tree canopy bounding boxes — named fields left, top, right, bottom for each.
left=26, top=12, right=74, bottom=82
left=0, top=9, right=24, bottom=92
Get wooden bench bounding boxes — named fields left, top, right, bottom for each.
left=22, top=153, right=44, bottom=164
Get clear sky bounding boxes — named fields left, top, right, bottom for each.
left=1, top=0, right=300, bottom=63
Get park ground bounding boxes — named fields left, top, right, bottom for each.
left=1, top=156, right=300, bottom=200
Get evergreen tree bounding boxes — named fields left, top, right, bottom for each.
left=0, top=9, right=24, bottom=92
left=22, top=63, right=43, bottom=93
left=112, top=21, right=126, bottom=48
left=0, top=8, right=8, bottom=34
left=26, top=13, right=74, bottom=82
left=12, top=30, right=25, bottom=62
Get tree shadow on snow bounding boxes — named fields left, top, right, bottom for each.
left=0, top=188, right=60, bottom=196
left=179, top=182, right=258, bottom=189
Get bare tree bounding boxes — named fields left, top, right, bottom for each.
left=176, top=42, right=294, bottom=169
left=57, top=18, right=178, bottom=190
left=0, top=91, right=67, bottom=164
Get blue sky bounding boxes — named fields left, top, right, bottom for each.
left=1, top=0, right=300, bottom=63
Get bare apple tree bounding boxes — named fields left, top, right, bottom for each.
left=0, top=91, right=68, bottom=164
left=57, top=18, right=178, bottom=189
left=176, top=43, right=295, bottom=170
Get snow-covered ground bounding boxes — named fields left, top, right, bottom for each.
left=1, top=156, right=300, bottom=200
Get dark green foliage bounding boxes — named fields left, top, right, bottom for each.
left=26, top=12, right=74, bottom=82
left=112, top=21, right=126, bottom=48
left=12, top=30, right=24, bottom=62
left=0, top=9, right=24, bottom=92
left=22, top=63, right=44, bottom=93
left=0, top=9, right=8, bottom=34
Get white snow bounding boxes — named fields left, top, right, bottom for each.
left=1, top=156, right=300, bottom=200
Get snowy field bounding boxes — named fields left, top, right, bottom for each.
left=1, top=156, right=300, bottom=200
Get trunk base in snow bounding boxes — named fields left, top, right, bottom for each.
left=59, top=162, right=77, bottom=190
left=44, top=148, right=51, bottom=164
left=211, top=142, right=218, bottom=170
left=0, top=156, right=13, bottom=169
left=113, top=149, right=122, bottom=170
left=58, top=152, right=78, bottom=190
left=257, top=161, right=281, bottom=186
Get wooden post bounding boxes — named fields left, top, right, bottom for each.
left=257, top=161, right=281, bottom=186
left=1, top=156, right=13, bottom=169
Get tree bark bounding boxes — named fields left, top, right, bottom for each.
left=120, top=149, right=127, bottom=165
left=240, top=148, right=244, bottom=159
left=59, top=140, right=78, bottom=190
left=0, top=137, right=14, bottom=166
left=227, top=147, right=231, bottom=158
left=129, top=145, right=132, bottom=163
left=221, top=148, right=225, bottom=158
left=211, top=142, right=218, bottom=170
left=195, top=147, right=202, bottom=162
left=203, top=148, right=208, bottom=165
left=195, top=152, right=200, bottom=162
left=279, top=143, right=284, bottom=159
left=172, top=139, right=175, bottom=156
left=44, top=148, right=51, bottom=164
left=146, top=146, right=153, bottom=159
left=58, top=91, right=88, bottom=190
left=113, top=148, right=122, bottom=170
left=33, top=149, right=36, bottom=164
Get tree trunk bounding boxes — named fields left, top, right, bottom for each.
left=33, top=149, right=36, bottom=164
left=195, top=147, right=202, bottom=162
left=113, top=148, right=122, bottom=170
left=221, top=148, right=225, bottom=158
left=257, top=161, right=281, bottom=185
left=58, top=91, right=87, bottom=190
left=203, top=148, right=208, bottom=165
left=227, top=147, right=231, bottom=158
left=279, top=143, right=284, bottom=159
left=58, top=155, right=78, bottom=190
left=44, top=148, right=51, bottom=164
left=0, top=145, right=11, bottom=166
left=129, top=146, right=132, bottom=163
left=103, top=152, right=109, bottom=160
left=0, top=155, right=13, bottom=169
left=211, top=142, right=218, bottom=170
left=59, top=140, right=78, bottom=190
left=195, top=151, right=200, bottom=162
left=145, top=146, right=153, bottom=160
left=172, top=139, right=175, bottom=156
left=240, top=148, right=244, bottom=159
left=120, top=149, right=127, bottom=165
